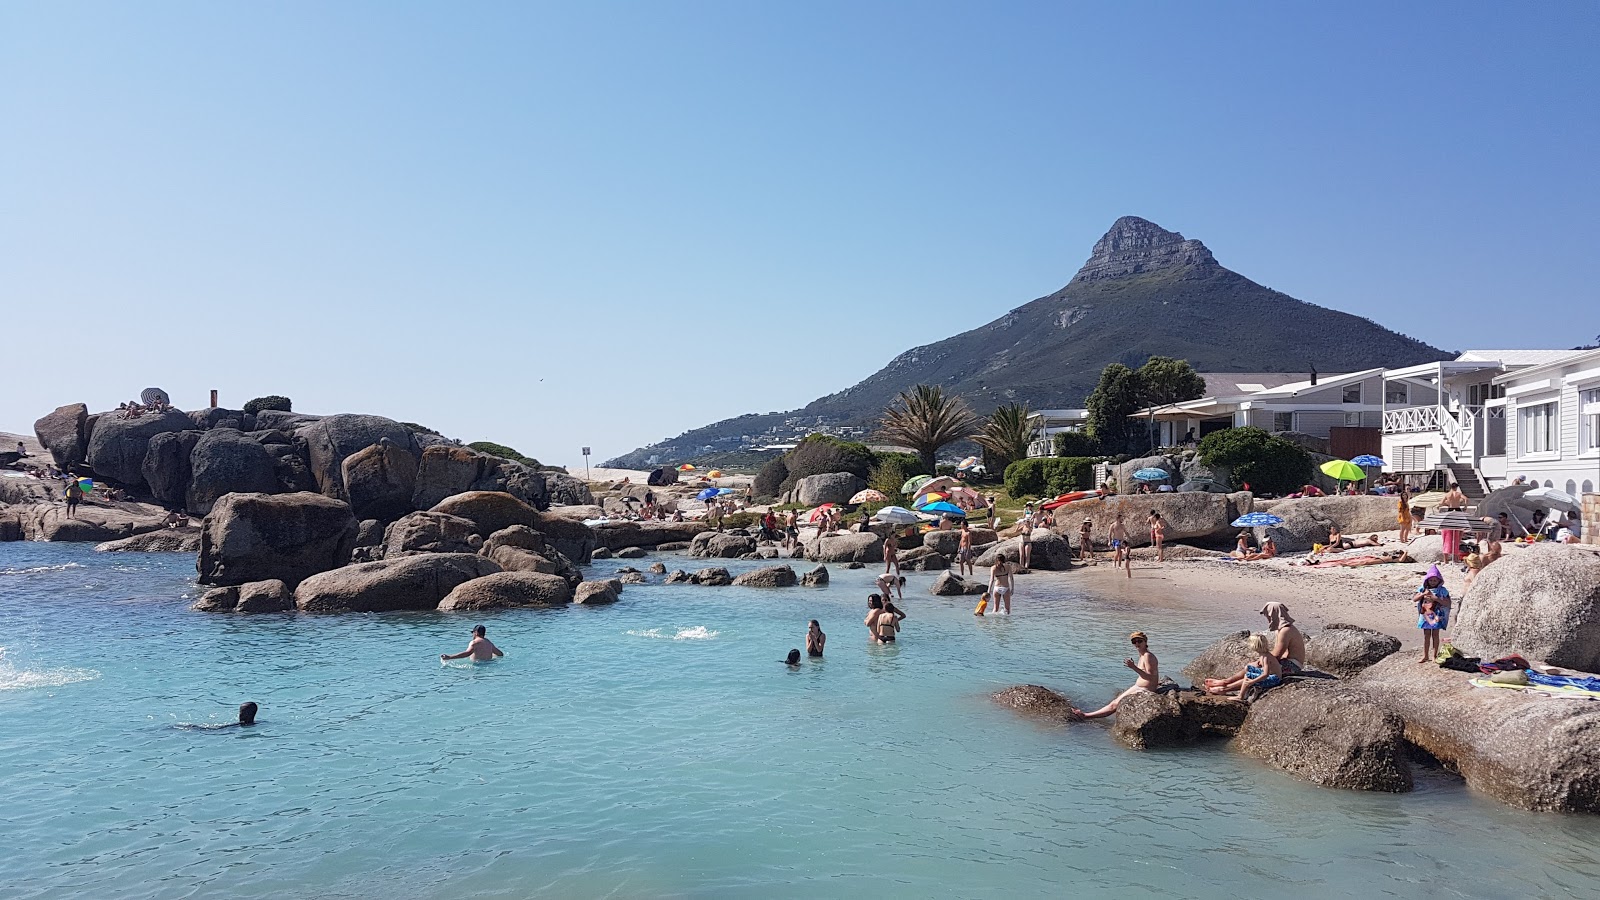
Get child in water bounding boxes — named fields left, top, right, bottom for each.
left=1413, top=564, right=1451, bottom=663
left=806, top=620, right=825, bottom=657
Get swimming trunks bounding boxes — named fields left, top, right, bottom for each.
left=1282, top=658, right=1304, bottom=674
left=958, top=548, right=972, bottom=562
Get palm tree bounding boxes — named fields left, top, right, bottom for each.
left=974, top=402, right=1034, bottom=471
left=877, top=385, right=978, bottom=474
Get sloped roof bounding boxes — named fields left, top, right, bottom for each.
left=1198, top=372, right=1307, bottom=399
left=1457, top=349, right=1587, bottom=367
left=1244, top=368, right=1385, bottom=400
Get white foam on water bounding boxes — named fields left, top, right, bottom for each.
left=0, top=648, right=100, bottom=692
left=626, top=627, right=720, bottom=641
left=0, top=563, right=85, bottom=576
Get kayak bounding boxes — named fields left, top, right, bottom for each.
left=1036, top=486, right=1100, bottom=509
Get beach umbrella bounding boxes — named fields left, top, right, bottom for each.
left=911, top=475, right=960, bottom=499
left=1524, top=486, right=1580, bottom=512
left=1231, top=512, right=1284, bottom=527
left=1319, top=459, right=1366, bottom=482
left=805, top=503, right=836, bottom=523
left=677, top=464, right=696, bottom=472
left=707, top=470, right=723, bottom=478
left=1350, top=454, right=1386, bottom=468
left=956, top=456, right=982, bottom=471
left=850, top=489, right=887, bottom=504
left=921, top=501, right=966, bottom=516
left=902, top=474, right=934, bottom=494
left=715, top=487, right=737, bottom=495
left=1132, top=467, right=1170, bottom=482
left=1421, top=510, right=1492, bottom=532
left=946, top=485, right=982, bottom=506
left=696, top=488, right=720, bottom=501
left=873, top=506, right=921, bottom=525
left=76, top=477, right=95, bottom=494
left=914, top=491, right=949, bottom=506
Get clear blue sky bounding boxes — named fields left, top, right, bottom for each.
left=3, top=1, right=1596, bottom=466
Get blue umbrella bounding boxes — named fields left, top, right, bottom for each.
left=715, top=487, right=737, bottom=495
left=1231, top=513, right=1285, bottom=527
left=1350, top=454, right=1386, bottom=468
left=921, top=501, right=966, bottom=516
left=696, top=488, right=720, bottom=501
left=1132, top=468, right=1170, bottom=482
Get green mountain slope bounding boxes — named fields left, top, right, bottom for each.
left=607, top=217, right=1447, bottom=468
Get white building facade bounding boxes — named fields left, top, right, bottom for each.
left=1496, top=348, right=1600, bottom=496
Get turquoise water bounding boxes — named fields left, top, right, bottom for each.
left=4, top=544, right=1600, bottom=898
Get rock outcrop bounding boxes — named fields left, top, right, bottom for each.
left=801, top=565, right=829, bottom=586
left=1235, top=683, right=1412, bottom=792
left=11, top=501, right=169, bottom=543
left=1059, top=492, right=1252, bottom=548
left=573, top=580, right=620, bottom=604
left=692, top=567, right=733, bottom=586
left=690, top=531, right=757, bottom=559
left=895, top=546, right=948, bottom=571
left=383, top=511, right=480, bottom=556
left=186, top=428, right=280, bottom=515
left=1181, top=631, right=1256, bottom=683
left=1305, top=624, right=1401, bottom=677
left=1110, top=690, right=1247, bottom=750
left=794, top=472, right=865, bottom=506
left=341, top=441, right=419, bottom=522
left=803, top=532, right=884, bottom=564
left=430, top=491, right=541, bottom=537
left=1454, top=545, right=1600, bottom=671
left=142, top=431, right=201, bottom=507
left=194, top=578, right=293, bottom=613
left=33, top=402, right=89, bottom=471
left=991, top=685, right=1075, bottom=721
left=294, top=553, right=499, bottom=613
left=593, top=520, right=705, bottom=550
left=95, top=528, right=202, bottom=552
left=930, top=571, right=987, bottom=596
left=731, top=565, right=798, bottom=587
left=922, top=527, right=998, bottom=556
left=300, top=414, right=418, bottom=502
left=85, top=409, right=197, bottom=488
left=1256, top=495, right=1403, bottom=553
left=974, top=529, right=1075, bottom=570
left=410, top=444, right=550, bottom=511
left=438, top=571, right=572, bottom=610
left=197, top=491, right=358, bottom=587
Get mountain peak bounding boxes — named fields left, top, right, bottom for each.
left=1073, top=216, right=1217, bottom=282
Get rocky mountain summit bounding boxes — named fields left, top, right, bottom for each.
left=608, top=216, right=1447, bottom=467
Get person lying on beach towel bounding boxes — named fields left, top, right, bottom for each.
left=1327, top=525, right=1381, bottom=551
left=1305, top=549, right=1414, bottom=568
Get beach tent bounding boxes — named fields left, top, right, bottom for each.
left=646, top=467, right=679, bottom=487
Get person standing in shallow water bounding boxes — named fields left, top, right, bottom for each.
left=441, top=625, right=503, bottom=662
left=806, top=620, right=825, bottom=657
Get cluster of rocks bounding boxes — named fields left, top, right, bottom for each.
left=660, top=563, right=829, bottom=588
left=6, top=403, right=594, bottom=544
left=991, top=545, right=1600, bottom=814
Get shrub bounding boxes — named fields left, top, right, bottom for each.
left=1004, top=457, right=1097, bottom=498
left=778, top=434, right=876, bottom=492
left=1197, top=427, right=1311, bottom=495
left=753, top=456, right=789, bottom=500
left=873, top=451, right=928, bottom=477
left=867, top=457, right=910, bottom=504
left=1052, top=431, right=1102, bottom=457
left=400, top=422, right=440, bottom=436
left=243, top=395, right=292, bottom=416
left=468, top=441, right=540, bottom=468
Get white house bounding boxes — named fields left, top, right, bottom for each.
left=1025, top=409, right=1090, bottom=458
left=1135, top=370, right=1388, bottom=456
left=1496, top=348, right=1600, bottom=496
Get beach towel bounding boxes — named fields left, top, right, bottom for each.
left=1527, top=671, right=1600, bottom=693
left=1469, top=678, right=1600, bottom=701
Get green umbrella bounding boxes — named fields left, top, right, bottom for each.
left=901, top=475, right=934, bottom=494
left=1319, top=459, right=1365, bottom=482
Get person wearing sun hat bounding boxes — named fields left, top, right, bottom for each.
left=1413, top=565, right=1452, bottom=663
left=1071, top=632, right=1159, bottom=720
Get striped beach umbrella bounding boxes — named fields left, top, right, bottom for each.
left=1421, top=511, right=1492, bottom=532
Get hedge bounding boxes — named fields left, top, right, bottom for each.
left=1003, top=457, right=1098, bottom=498
left=243, top=395, right=292, bottom=416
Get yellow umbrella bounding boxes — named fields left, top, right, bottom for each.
left=707, top=470, right=724, bottom=478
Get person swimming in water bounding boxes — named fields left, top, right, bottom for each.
left=783, top=648, right=802, bottom=666
left=441, top=625, right=503, bottom=662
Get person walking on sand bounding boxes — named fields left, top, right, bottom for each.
left=957, top=522, right=976, bottom=577
left=1109, top=514, right=1131, bottom=578
left=441, top=625, right=504, bottom=662
left=806, top=620, right=826, bottom=657
left=1078, top=517, right=1097, bottom=564
left=988, top=552, right=1016, bottom=615
left=1147, top=511, right=1166, bottom=562
left=1071, top=632, right=1159, bottom=720
left=64, top=477, right=83, bottom=518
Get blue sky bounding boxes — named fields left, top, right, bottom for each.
left=3, top=2, right=1596, bottom=466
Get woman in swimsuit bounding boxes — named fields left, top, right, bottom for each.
left=1397, top=486, right=1414, bottom=542
left=988, top=553, right=1015, bottom=615
left=1147, top=511, right=1166, bottom=562
left=806, top=620, right=825, bottom=657
left=864, top=595, right=895, bottom=644
left=883, top=530, right=900, bottom=576
left=1229, top=531, right=1251, bottom=559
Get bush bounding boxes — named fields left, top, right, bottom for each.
left=1004, top=457, right=1097, bottom=498
left=1052, top=431, right=1102, bottom=457
left=777, top=434, right=875, bottom=493
left=1197, top=427, right=1311, bottom=495
left=468, top=441, right=540, bottom=468
left=243, top=395, right=292, bottom=416
left=752, top=456, right=789, bottom=500
left=867, top=457, right=910, bottom=504
left=874, top=451, right=928, bottom=478
left=400, top=422, right=440, bottom=436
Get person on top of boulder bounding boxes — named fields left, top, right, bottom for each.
left=1203, top=603, right=1306, bottom=695
left=1070, top=631, right=1159, bottom=720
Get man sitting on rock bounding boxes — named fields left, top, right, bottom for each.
left=1202, top=602, right=1306, bottom=695
left=1070, top=631, right=1159, bottom=720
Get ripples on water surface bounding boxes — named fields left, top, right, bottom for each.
left=3, top=543, right=1599, bottom=898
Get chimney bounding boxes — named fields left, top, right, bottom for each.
left=209, top=389, right=218, bottom=409
left=1309, top=366, right=1318, bottom=386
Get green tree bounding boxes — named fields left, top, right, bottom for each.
left=1136, top=356, right=1207, bottom=450
left=973, top=402, right=1033, bottom=472
left=876, top=385, right=978, bottom=474
left=1052, top=430, right=1102, bottom=457
left=1197, top=426, right=1312, bottom=495
left=1084, top=364, right=1141, bottom=454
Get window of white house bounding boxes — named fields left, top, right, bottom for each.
left=1344, top=412, right=1362, bottom=425
left=1384, top=382, right=1408, bottom=405
left=1397, top=445, right=1428, bottom=471
left=1582, top=388, right=1600, bottom=454
left=1342, top=384, right=1362, bottom=403
left=1273, top=412, right=1293, bottom=432
left=1468, top=383, right=1506, bottom=406
left=1519, top=401, right=1559, bottom=456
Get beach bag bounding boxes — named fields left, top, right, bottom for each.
left=974, top=594, right=989, bottom=616
left=1489, top=670, right=1530, bottom=686
left=1478, top=655, right=1531, bottom=674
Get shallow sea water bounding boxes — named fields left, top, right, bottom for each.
left=3, top=543, right=1599, bottom=898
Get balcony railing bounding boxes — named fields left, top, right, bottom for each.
left=1383, top=405, right=1441, bottom=434
left=1383, top=405, right=1477, bottom=464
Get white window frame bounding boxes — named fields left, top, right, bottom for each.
left=1342, top=383, right=1362, bottom=404
left=1384, top=382, right=1409, bottom=405
left=1518, top=399, right=1560, bottom=459
left=1272, top=412, right=1293, bottom=433
left=1344, top=412, right=1362, bottom=426
left=1581, top=388, right=1600, bottom=458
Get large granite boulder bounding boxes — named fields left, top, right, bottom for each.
left=801, top=565, right=829, bottom=586
left=1305, top=624, right=1401, bottom=677
left=593, top=520, right=705, bottom=551
left=341, top=441, right=419, bottom=522
left=731, top=565, right=798, bottom=588
left=294, top=553, right=499, bottom=613
left=186, top=428, right=280, bottom=516
left=235, top=579, right=293, bottom=614
left=922, top=527, right=999, bottom=556
left=1116, top=454, right=1181, bottom=492
left=690, top=531, right=757, bottom=559
left=430, top=491, right=540, bottom=536
left=85, top=409, right=198, bottom=488
left=438, top=571, right=572, bottom=610
left=192, top=585, right=240, bottom=613
left=543, top=471, right=594, bottom=507
left=299, top=414, right=417, bottom=502
left=1060, top=492, right=1251, bottom=548
left=1454, top=544, right=1600, bottom=671
left=527, top=512, right=596, bottom=565
left=251, top=410, right=322, bottom=432
left=11, top=501, right=169, bottom=543
left=1110, top=691, right=1247, bottom=750
left=992, top=685, right=1075, bottom=721
left=34, top=402, right=89, bottom=471
left=974, top=529, right=1075, bottom=570
left=803, top=532, right=884, bottom=564
left=691, top=567, right=733, bottom=586
left=95, top=527, right=201, bottom=552
left=197, top=491, right=358, bottom=587
left=1255, top=495, right=1404, bottom=553
left=573, top=580, right=620, bottom=605
left=476, top=525, right=581, bottom=585
left=410, top=445, right=550, bottom=511
left=1235, top=682, right=1412, bottom=792
left=142, top=430, right=201, bottom=507
left=266, top=443, right=318, bottom=494
left=1181, top=630, right=1257, bottom=683
left=896, top=546, right=948, bottom=571
left=383, top=511, right=479, bottom=556
left=795, top=472, right=865, bottom=506
left=931, top=571, right=987, bottom=596
left=1355, top=654, right=1600, bottom=812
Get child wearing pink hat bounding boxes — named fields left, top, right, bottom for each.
left=1412, top=564, right=1451, bottom=663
